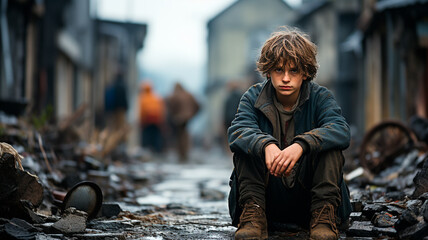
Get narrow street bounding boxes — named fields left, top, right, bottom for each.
left=1, top=132, right=427, bottom=239
left=121, top=147, right=236, bottom=239
left=103, top=147, right=312, bottom=239
left=84, top=147, right=313, bottom=239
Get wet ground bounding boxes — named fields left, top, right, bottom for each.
left=106, top=147, right=313, bottom=240
left=82, top=147, right=315, bottom=240
left=5, top=144, right=424, bottom=239
left=120, top=147, right=236, bottom=239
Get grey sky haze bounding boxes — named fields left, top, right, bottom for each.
left=95, top=0, right=301, bottom=97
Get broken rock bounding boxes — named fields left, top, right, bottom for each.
left=394, top=209, right=419, bottom=231
left=0, top=152, right=44, bottom=221
left=52, top=208, right=87, bottom=234
left=1, top=218, right=40, bottom=240
left=398, top=219, right=428, bottom=240
left=346, top=221, right=375, bottom=237
left=372, top=211, right=397, bottom=227
left=99, top=202, right=122, bottom=218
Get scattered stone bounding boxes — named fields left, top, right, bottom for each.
left=407, top=200, right=423, bottom=215
left=2, top=218, right=40, bottom=240
left=166, top=203, right=185, bottom=210
left=386, top=204, right=405, bottom=215
left=351, top=190, right=372, bottom=203
left=362, top=204, right=386, bottom=220
left=351, top=200, right=364, bottom=212
left=347, top=221, right=375, bottom=237
left=422, top=200, right=428, bottom=222
left=51, top=208, right=87, bottom=234
left=73, top=232, right=126, bottom=240
left=87, top=219, right=137, bottom=231
left=372, top=226, right=397, bottom=237
left=34, top=233, right=64, bottom=240
left=384, top=191, right=406, bottom=201
left=33, top=222, right=54, bottom=234
left=350, top=212, right=363, bottom=221
left=419, top=192, right=428, bottom=201
left=200, top=188, right=225, bottom=201
left=394, top=209, right=419, bottom=231
left=0, top=152, right=44, bottom=221
left=372, top=211, right=397, bottom=227
left=99, top=202, right=122, bottom=218
left=412, top=160, right=428, bottom=198
left=398, top=219, right=428, bottom=240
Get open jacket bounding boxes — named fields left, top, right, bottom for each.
left=227, top=80, right=350, bottom=159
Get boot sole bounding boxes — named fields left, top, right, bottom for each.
left=235, top=231, right=268, bottom=240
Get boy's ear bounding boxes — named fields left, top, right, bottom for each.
left=267, top=73, right=271, bottom=78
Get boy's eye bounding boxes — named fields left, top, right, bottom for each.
left=290, top=68, right=298, bottom=73
left=275, top=68, right=283, bottom=73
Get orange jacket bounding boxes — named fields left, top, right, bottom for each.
left=139, top=83, right=165, bottom=126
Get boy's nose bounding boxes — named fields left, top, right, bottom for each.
left=282, top=72, right=290, bottom=82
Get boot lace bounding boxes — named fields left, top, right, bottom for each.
left=240, top=202, right=263, bottom=224
left=311, top=204, right=338, bottom=234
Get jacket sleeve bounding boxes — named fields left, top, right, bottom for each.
left=293, top=87, right=350, bottom=152
left=227, top=87, right=278, bottom=159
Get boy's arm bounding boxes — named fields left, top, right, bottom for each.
left=228, top=89, right=278, bottom=159
left=293, top=88, right=350, bottom=153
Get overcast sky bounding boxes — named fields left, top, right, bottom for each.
left=94, top=0, right=301, bottom=97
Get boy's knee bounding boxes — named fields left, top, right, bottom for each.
left=317, top=150, right=345, bottom=166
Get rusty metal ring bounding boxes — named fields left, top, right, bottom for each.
left=359, top=120, right=417, bottom=174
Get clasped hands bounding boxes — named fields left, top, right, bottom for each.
left=265, top=143, right=303, bottom=177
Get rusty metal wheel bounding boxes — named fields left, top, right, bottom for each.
left=359, top=120, right=417, bottom=174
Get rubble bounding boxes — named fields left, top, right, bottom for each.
left=1, top=110, right=428, bottom=239
left=51, top=208, right=87, bottom=234
left=99, top=202, right=123, bottom=218
left=0, top=145, right=44, bottom=222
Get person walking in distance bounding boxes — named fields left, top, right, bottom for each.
left=166, top=82, right=200, bottom=162
left=138, top=82, right=165, bottom=154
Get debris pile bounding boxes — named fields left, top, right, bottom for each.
left=344, top=120, right=428, bottom=239
left=1, top=108, right=428, bottom=239
left=0, top=109, right=158, bottom=239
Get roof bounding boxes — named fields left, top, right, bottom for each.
left=207, top=0, right=293, bottom=27
left=359, top=0, right=428, bottom=32
left=376, top=0, right=428, bottom=11
left=295, top=0, right=330, bottom=24
left=96, top=19, right=147, bottom=49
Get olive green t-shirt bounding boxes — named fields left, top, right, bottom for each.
left=273, top=94, right=299, bottom=149
left=273, top=93, right=300, bottom=188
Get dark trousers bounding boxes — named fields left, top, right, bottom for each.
left=141, top=124, right=163, bottom=153
left=228, top=150, right=352, bottom=228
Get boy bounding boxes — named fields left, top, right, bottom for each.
left=227, top=26, right=351, bottom=240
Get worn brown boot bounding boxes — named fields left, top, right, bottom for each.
left=235, top=200, right=268, bottom=240
left=310, top=203, right=339, bottom=240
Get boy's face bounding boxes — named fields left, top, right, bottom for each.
left=268, top=62, right=306, bottom=102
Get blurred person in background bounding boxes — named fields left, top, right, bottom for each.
left=166, top=82, right=200, bottom=162
left=223, top=81, right=243, bottom=153
left=138, top=82, right=165, bottom=154
left=227, top=27, right=351, bottom=240
left=101, top=71, right=129, bottom=158
left=104, top=71, right=129, bottom=132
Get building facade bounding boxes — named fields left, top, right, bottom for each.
left=206, top=0, right=296, bottom=144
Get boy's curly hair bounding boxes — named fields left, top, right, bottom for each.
left=256, top=26, right=318, bottom=81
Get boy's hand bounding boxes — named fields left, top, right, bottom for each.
left=270, top=143, right=303, bottom=177
left=265, top=144, right=281, bottom=171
